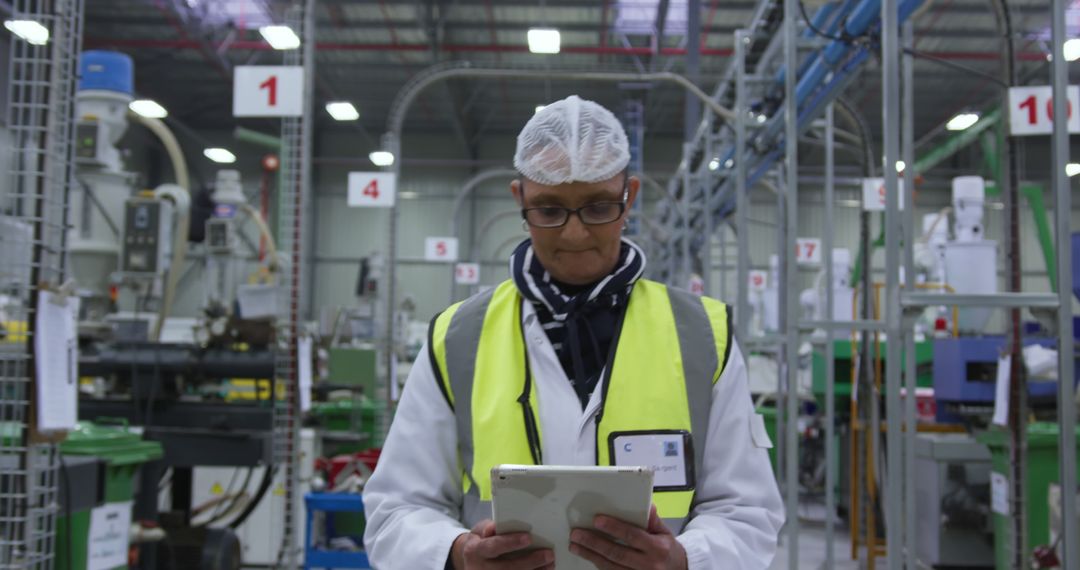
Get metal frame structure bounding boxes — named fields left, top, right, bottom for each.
left=272, top=1, right=315, bottom=568
left=1, top=0, right=84, bottom=568
left=661, top=0, right=1077, bottom=568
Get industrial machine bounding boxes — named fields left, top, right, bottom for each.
left=67, top=51, right=290, bottom=569
left=931, top=177, right=1077, bottom=423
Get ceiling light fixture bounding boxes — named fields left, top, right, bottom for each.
left=204, top=148, right=237, bottom=164
left=1067, top=163, right=1080, bottom=177
left=946, top=112, right=980, bottom=131
left=527, top=28, right=561, bottom=54
left=4, top=19, right=49, bottom=45
left=708, top=158, right=720, bottom=171
left=369, top=150, right=395, bottom=167
left=259, top=25, right=300, bottom=50
left=129, top=99, right=168, bottom=119
left=325, top=101, right=359, bottom=121
left=1065, top=39, right=1080, bottom=62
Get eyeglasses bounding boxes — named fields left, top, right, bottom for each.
left=519, top=176, right=629, bottom=229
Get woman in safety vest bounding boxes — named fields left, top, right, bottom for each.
left=363, top=95, right=784, bottom=570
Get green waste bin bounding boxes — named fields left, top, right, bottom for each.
left=756, top=406, right=778, bottom=473
left=57, top=420, right=163, bottom=570
left=977, top=423, right=1080, bottom=570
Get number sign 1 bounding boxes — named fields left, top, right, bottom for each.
left=795, top=238, right=822, bottom=266
left=233, top=66, right=304, bottom=117
left=1008, top=85, right=1080, bottom=136
left=425, top=237, right=459, bottom=263
left=455, top=263, right=480, bottom=285
left=348, top=172, right=396, bottom=207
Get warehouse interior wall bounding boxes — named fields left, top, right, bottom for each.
left=0, top=118, right=1075, bottom=330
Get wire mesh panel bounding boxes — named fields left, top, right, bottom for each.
left=1, top=0, right=84, bottom=568
left=272, top=2, right=313, bottom=568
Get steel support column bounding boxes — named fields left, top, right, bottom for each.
left=1050, top=0, right=1077, bottom=565
left=782, top=0, right=800, bottom=563
left=735, top=30, right=750, bottom=341
left=881, top=0, right=903, bottom=563
left=823, top=103, right=837, bottom=570
left=901, top=20, right=918, bottom=570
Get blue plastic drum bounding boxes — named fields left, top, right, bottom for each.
left=78, top=50, right=133, bottom=95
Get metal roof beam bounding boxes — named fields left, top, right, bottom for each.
left=654, top=0, right=672, bottom=57
left=148, top=0, right=234, bottom=77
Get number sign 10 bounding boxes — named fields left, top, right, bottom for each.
left=1007, top=85, right=1080, bottom=136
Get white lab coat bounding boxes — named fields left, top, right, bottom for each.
left=363, top=300, right=785, bottom=570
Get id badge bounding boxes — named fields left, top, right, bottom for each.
left=608, top=430, right=695, bottom=491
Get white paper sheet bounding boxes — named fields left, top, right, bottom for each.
left=87, top=501, right=132, bottom=570
left=298, top=336, right=313, bottom=413
left=34, top=291, right=79, bottom=432
left=992, top=354, right=1012, bottom=427
left=991, top=472, right=1010, bottom=515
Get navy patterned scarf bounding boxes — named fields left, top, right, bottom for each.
left=509, top=238, right=646, bottom=407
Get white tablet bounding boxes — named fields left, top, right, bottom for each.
left=491, top=464, right=653, bottom=570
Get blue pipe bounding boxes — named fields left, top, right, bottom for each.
left=773, top=1, right=841, bottom=87
left=788, top=0, right=861, bottom=86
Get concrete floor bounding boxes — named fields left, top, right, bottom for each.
left=768, top=502, right=887, bottom=570
left=769, top=523, right=871, bottom=570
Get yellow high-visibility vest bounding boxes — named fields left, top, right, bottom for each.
left=428, top=279, right=731, bottom=532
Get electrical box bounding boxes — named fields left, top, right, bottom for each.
left=205, top=218, right=234, bottom=255
left=121, top=197, right=173, bottom=276
left=74, top=120, right=106, bottom=166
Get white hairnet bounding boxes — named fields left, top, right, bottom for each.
left=513, top=95, right=630, bottom=186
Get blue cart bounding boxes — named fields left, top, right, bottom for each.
left=304, top=492, right=371, bottom=569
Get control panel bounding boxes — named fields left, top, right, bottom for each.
left=205, top=218, right=234, bottom=255
left=121, top=197, right=173, bottom=276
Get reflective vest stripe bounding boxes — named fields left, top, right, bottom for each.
left=428, top=301, right=463, bottom=409
left=700, top=297, right=733, bottom=384
left=667, top=287, right=721, bottom=505
left=440, top=288, right=497, bottom=495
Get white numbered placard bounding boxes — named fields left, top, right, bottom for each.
left=1008, top=85, right=1080, bottom=136
left=347, top=172, right=396, bottom=207
left=860, top=177, right=906, bottom=212
left=795, top=238, right=822, bottom=266
left=455, top=263, right=480, bottom=285
left=749, top=270, right=768, bottom=292
left=233, top=66, right=304, bottom=117
left=425, top=237, right=458, bottom=263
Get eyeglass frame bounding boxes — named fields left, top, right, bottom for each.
left=517, top=170, right=631, bottom=229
